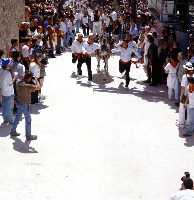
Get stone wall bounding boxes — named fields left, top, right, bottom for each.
left=0, top=0, right=25, bottom=54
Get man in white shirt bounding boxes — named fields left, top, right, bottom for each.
left=186, top=77, right=194, bottom=136
left=170, top=177, right=194, bottom=200
left=112, top=40, right=139, bottom=88
left=0, top=59, right=14, bottom=126
left=179, top=63, right=194, bottom=135
left=71, top=34, right=83, bottom=54
left=78, top=34, right=100, bottom=83
left=71, top=34, right=85, bottom=73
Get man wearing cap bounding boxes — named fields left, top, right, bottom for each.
left=185, top=76, right=194, bottom=136
left=0, top=59, right=15, bottom=127
left=179, top=62, right=194, bottom=132
left=170, top=177, right=194, bottom=199
left=10, top=73, right=39, bottom=141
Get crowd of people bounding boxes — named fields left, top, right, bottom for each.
left=0, top=0, right=194, bottom=141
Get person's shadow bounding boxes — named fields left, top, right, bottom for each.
left=178, top=126, right=194, bottom=147
left=0, top=125, right=11, bottom=137
left=11, top=137, right=38, bottom=153
left=30, top=103, right=48, bottom=115
left=184, top=135, right=194, bottom=147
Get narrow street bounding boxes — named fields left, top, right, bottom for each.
left=0, top=52, right=194, bottom=200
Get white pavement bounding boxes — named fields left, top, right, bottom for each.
left=1, top=53, right=194, bottom=200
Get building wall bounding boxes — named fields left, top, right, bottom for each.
left=0, top=0, right=25, bottom=53
left=148, top=0, right=163, bottom=11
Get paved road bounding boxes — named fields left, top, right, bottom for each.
left=1, top=52, right=194, bottom=200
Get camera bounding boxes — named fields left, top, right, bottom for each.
left=180, top=172, right=191, bottom=190
left=181, top=172, right=190, bottom=182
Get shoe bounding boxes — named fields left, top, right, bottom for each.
left=26, top=135, right=37, bottom=141
left=121, top=74, right=126, bottom=79
left=87, top=80, right=92, bottom=85
left=77, top=75, right=82, bottom=80
left=143, top=79, right=151, bottom=83
left=97, top=68, right=100, bottom=73
left=39, top=95, right=46, bottom=101
left=1, top=121, right=10, bottom=127
left=149, top=83, right=157, bottom=86
left=10, top=131, right=20, bottom=138
left=175, top=102, right=179, bottom=107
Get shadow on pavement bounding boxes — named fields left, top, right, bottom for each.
left=92, top=81, right=178, bottom=111
left=184, top=135, right=194, bottom=147
left=12, top=137, right=38, bottom=153
left=30, top=103, right=48, bottom=114
left=0, top=126, right=11, bottom=137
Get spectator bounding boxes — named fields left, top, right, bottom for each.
left=164, top=57, right=179, bottom=102
left=170, top=177, right=194, bottom=199
left=10, top=73, right=39, bottom=141
left=0, top=59, right=15, bottom=127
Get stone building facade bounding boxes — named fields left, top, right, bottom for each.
left=0, top=0, right=25, bottom=53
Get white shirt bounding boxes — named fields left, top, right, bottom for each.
left=165, top=63, right=177, bottom=75
left=0, top=70, right=14, bottom=96
left=83, top=42, right=100, bottom=55
left=75, top=13, right=81, bottom=21
left=71, top=40, right=84, bottom=53
left=165, top=63, right=178, bottom=88
left=12, top=62, right=25, bottom=80
left=170, top=189, right=194, bottom=200
left=188, top=91, right=194, bottom=108
left=82, top=16, right=88, bottom=25
left=128, top=41, right=138, bottom=51
left=112, top=46, right=137, bottom=62
left=111, top=11, right=117, bottom=21
left=22, top=44, right=30, bottom=58
left=181, top=74, right=192, bottom=96
left=90, top=13, right=94, bottom=22
left=60, top=21, right=67, bottom=33
left=181, top=75, right=189, bottom=88
left=104, top=15, right=110, bottom=27
left=29, top=62, right=40, bottom=78
left=144, top=37, right=150, bottom=56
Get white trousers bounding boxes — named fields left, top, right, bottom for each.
left=179, top=103, right=186, bottom=125
left=93, top=22, right=101, bottom=35
left=143, top=54, right=148, bottom=74
left=168, top=79, right=179, bottom=101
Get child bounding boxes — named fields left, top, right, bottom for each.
left=164, top=57, right=179, bottom=102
